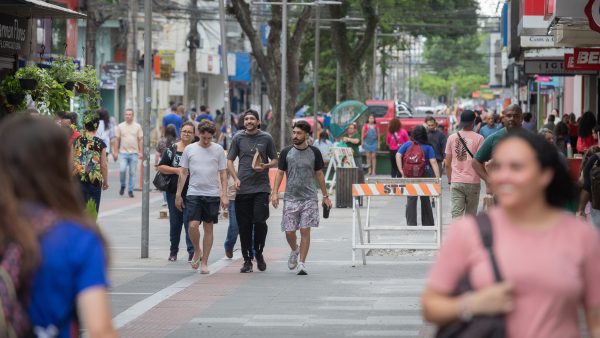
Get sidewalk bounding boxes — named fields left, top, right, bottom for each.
left=100, top=165, right=449, bottom=337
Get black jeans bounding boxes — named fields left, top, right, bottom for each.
left=235, top=192, right=269, bottom=262
left=81, top=181, right=102, bottom=213
left=389, top=150, right=401, bottom=178
left=166, top=192, right=194, bottom=255
left=406, top=196, right=434, bottom=226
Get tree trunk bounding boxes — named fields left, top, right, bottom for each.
left=84, top=9, right=98, bottom=66
left=187, top=0, right=199, bottom=109
left=125, top=0, right=138, bottom=114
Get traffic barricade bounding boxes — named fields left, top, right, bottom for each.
left=351, top=178, right=442, bottom=266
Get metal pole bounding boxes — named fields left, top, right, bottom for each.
left=141, top=0, right=151, bottom=258
left=336, top=61, right=340, bottom=104
left=313, top=4, right=320, bottom=136
left=219, top=0, right=231, bottom=146
left=372, top=28, right=377, bottom=98
left=280, top=0, right=288, bottom=149
left=408, top=37, right=412, bottom=104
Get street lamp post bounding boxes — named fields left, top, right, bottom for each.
left=313, top=4, right=320, bottom=136
left=280, top=0, right=287, bottom=149
left=141, top=0, right=151, bottom=258
left=219, top=0, right=231, bottom=146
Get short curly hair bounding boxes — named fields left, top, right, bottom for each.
left=197, top=120, right=216, bottom=135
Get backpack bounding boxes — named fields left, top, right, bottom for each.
left=403, top=143, right=426, bottom=178
left=590, top=154, right=600, bottom=209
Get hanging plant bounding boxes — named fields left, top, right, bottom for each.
left=0, top=76, right=26, bottom=111
left=15, top=65, right=44, bottom=91
left=47, top=55, right=78, bottom=85
left=74, top=65, right=101, bottom=110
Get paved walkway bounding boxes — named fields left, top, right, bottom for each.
left=100, top=162, right=450, bottom=337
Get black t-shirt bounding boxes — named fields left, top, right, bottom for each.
left=158, top=143, right=190, bottom=196
left=278, top=145, right=324, bottom=201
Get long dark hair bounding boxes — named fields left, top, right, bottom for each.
left=411, top=125, right=431, bottom=146
left=578, top=111, right=597, bottom=137
left=164, top=124, right=177, bottom=146
left=98, top=108, right=110, bottom=128
left=0, top=114, right=107, bottom=274
left=495, top=130, right=576, bottom=208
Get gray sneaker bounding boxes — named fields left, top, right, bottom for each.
left=297, top=263, right=307, bottom=275
left=288, top=249, right=299, bottom=270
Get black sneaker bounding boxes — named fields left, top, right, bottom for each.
left=240, top=260, right=253, bottom=273
left=119, top=186, right=125, bottom=196
left=168, top=252, right=177, bottom=262
left=128, top=191, right=134, bottom=198
left=256, top=255, right=267, bottom=272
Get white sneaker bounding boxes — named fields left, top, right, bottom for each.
left=288, top=249, right=299, bottom=270
left=297, top=262, right=307, bottom=275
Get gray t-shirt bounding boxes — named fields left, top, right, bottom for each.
left=180, top=142, right=227, bottom=197
left=278, top=145, right=324, bottom=201
left=227, top=130, right=277, bottom=194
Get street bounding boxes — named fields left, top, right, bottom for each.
left=100, top=159, right=451, bottom=337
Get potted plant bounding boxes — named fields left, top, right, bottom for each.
left=15, top=65, right=44, bottom=91
left=48, top=56, right=78, bottom=90
left=0, top=76, right=26, bottom=109
left=74, top=65, right=101, bottom=110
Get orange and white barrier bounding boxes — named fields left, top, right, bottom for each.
left=352, top=183, right=441, bottom=197
left=352, top=178, right=443, bottom=266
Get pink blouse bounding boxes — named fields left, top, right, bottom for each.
left=428, top=208, right=600, bottom=338
left=385, top=129, right=410, bottom=151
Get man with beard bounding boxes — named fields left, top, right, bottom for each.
left=271, top=120, right=332, bottom=275
left=227, top=110, right=278, bottom=273
left=472, top=103, right=524, bottom=187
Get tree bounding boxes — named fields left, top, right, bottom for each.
left=79, top=0, right=120, bottom=67
left=229, top=1, right=313, bottom=147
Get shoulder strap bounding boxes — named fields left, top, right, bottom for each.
left=474, top=213, right=503, bottom=282
left=456, top=132, right=474, bottom=158
left=392, top=132, right=399, bottom=145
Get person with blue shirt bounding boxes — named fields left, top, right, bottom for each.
left=396, top=125, right=440, bottom=226
left=479, top=113, right=502, bottom=139
left=163, top=105, right=184, bottom=138
left=0, top=114, right=115, bottom=338
left=195, top=105, right=214, bottom=122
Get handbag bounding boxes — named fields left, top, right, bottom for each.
left=435, top=213, right=506, bottom=338
left=153, top=171, right=172, bottom=191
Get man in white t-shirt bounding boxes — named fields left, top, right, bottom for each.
left=176, top=120, right=228, bottom=273
left=444, top=110, right=484, bottom=218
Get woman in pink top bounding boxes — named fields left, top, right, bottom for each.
left=385, top=118, right=409, bottom=178
left=422, top=130, right=600, bottom=338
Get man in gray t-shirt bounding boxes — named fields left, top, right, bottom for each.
left=272, top=120, right=332, bottom=275
left=227, top=110, right=277, bottom=273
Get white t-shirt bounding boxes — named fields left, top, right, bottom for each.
left=180, top=142, right=227, bottom=197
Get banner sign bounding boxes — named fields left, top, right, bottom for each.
left=0, top=15, right=27, bottom=58
left=572, top=48, right=600, bottom=71
left=352, top=183, right=442, bottom=197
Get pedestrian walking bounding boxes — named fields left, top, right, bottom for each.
left=72, top=111, right=110, bottom=213
left=472, top=104, right=524, bottom=190
left=543, top=114, right=556, bottom=132
left=163, top=105, right=184, bottom=138
left=479, top=113, right=502, bottom=139
left=271, top=121, right=332, bottom=275
left=96, top=108, right=115, bottom=155
left=385, top=118, right=409, bottom=178
left=522, top=112, right=537, bottom=132
left=313, top=130, right=334, bottom=167
left=195, top=105, right=213, bottom=122
left=554, top=121, right=570, bottom=156
left=396, top=125, right=440, bottom=226
left=577, top=111, right=598, bottom=153
left=113, top=109, right=143, bottom=198
left=579, top=145, right=600, bottom=230
left=425, top=116, right=447, bottom=176
left=444, top=110, right=484, bottom=218
left=362, top=115, right=379, bottom=175
left=0, top=114, right=116, bottom=337
left=56, top=111, right=81, bottom=145
left=343, top=123, right=364, bottom=179
left=175, top=121, right=228, bottom=273
left=422, top=130, right=600, bottom=338
left=224, top=158, right=240, bottom=259
left=157, top=122, right=195, bottom=262
left=568, top=112, right=578, bottom=148
left=227, top=110, right=278, bottom=273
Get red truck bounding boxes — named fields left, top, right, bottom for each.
left=364, top=100, right=449, bottom=137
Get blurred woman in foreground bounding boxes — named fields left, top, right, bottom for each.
left=0, top=114, right=116, bottom=337
left=422, top=130, right=600, bottom=338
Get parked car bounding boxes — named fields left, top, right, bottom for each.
left=364, top=99, right=449, bottom=137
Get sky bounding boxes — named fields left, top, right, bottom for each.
left=478, top=0, right=501, bottom=17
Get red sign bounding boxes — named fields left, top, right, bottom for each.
left=544, top=0, right=555, bottom=21
left=573, top=48, right=600, bottom=70
left=585, top=0, right=600, bottom=34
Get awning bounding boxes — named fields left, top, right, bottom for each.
left=0, top=0, right=86, bottom=19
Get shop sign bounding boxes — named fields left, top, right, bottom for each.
left=572, top=48, right=600, bottom=70
left=585, top=0, right=600, bottom=34
left=0, top=15, right=27, bottom=57
left=520, top=35, right=554, bottom=48
left=524, top=59, right=595, bottom=75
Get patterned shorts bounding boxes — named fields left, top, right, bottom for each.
left=281, top=199, right=320, bottom=232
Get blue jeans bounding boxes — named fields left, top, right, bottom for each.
left=80, top=181, right=102, bottom=213
left=119, top=152, right=138, bottom=192
left=224, top=201, right=239, bottom=252
left=166, top=192, right=194, bottom=255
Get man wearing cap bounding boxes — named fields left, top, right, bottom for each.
left=445, top=110, right=484, bottom=218
left=472, top=103, right=524, bottom=188
left=227, top=110, right=278, bottom=273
